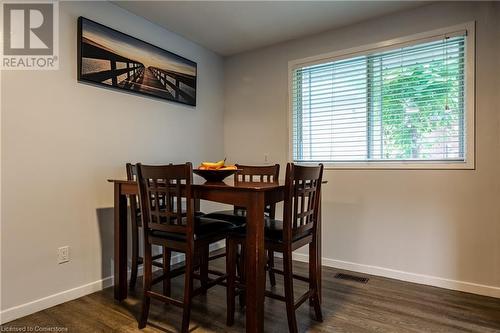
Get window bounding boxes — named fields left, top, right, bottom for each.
left=290, top=23, right=475, bottom=169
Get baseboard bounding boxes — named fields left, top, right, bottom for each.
left=0, top=276, right=114, bottom=325
left=292, top=252, right=500, bottom=299
left=5, top=246, right=497, bottom=325
left=0, top=244, right=223, bottom=325
left=0, top=251, right=188, bottom=324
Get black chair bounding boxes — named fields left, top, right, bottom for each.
left=226, top=163, right=324, bottom=333
left=136, top=163, right=235, bottom=332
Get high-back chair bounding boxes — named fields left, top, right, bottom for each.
left=234, top=163, right=280, bottom=219
left=128, top=163, right=208, bottom=290
left=136, top=163, right=235, bottom=332
left=126, top=163, right=164, bottom=289
left=226, top=163, right=324, bottom=333
left=204, top=163, right=280, bottom=286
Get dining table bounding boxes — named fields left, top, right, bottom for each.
left=107, top=177, right=322, bottom=333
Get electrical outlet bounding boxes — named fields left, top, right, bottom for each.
left=264, top=153, right=270, bottom=163
left=58, top=246, right=70, bottom=264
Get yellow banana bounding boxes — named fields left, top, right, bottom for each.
left=220, top=165, right=237, bottom=170
left=201, top=159, right=226, bottom=169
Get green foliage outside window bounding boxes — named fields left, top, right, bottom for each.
left=379, top=54, right=463, bottom=159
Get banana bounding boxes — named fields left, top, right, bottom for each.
left=201, top=159, right=226, bottom=169
left=220, top=165, right=237, bottom=170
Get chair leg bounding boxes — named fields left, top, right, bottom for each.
left=283, top=250, right=298, bottom=333
left=236, top=244, right=242, bottom=279
left=309, top=240, right=323, bottom=322
left=238, top=243, right=246, bottom=308
left=129, top=217, right=140, bottom=290
left=181, top=250, right=194, bottom=333
left=163, top=247, right=171, bottom=297
left=138, top=241, right=152, bottom=329
left=226, top=238, right=236, bottom=326
left=268, top=250, right=277, bottom=287
left=200, top=245, right=209, bottom=295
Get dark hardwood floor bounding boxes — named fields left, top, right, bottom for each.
left=3, top=257, right=500, bottom=332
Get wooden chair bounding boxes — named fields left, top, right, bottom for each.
left=136, top=163, right=235, bottom=332
left=126, top=163, right=164, bottom=290
left=127, top=163, right=208, bottom=289
left=204, top=164, right=280, bottom=286
left=226, top=163, right=324, bottom=333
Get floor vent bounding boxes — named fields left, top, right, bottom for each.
left=334, top=273, right=369, bottom=284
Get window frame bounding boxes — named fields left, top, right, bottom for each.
left=287, top=22, right=475, bottom=170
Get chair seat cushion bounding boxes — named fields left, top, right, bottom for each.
left=232, top=218, right=312, bottom=243
left=150, top=216, right=235, bottom=241
left=203, top=209, right=247, bottom=226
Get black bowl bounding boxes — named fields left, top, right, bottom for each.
left=193, top=169, right=237, bottom=183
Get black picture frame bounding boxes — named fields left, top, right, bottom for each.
left=77, top=17, right=197, bottom=106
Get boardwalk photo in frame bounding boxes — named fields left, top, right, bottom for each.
left=77, top=17, right=197, bottom=106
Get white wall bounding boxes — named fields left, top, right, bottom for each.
left=224, top=2, right=500, bottom=296
left=1, top=1, right=225, bottom=321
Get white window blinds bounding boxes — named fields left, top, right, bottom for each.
left=292, top=34, right=467, bottom=164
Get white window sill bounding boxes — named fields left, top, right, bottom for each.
left=294, top=160, right=475, bottom=170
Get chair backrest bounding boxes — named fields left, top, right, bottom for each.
left=233, top=164, right=280, bottom=217
left=234, top=164, right=280, bottom=185
left=126, top=163, right=137, bottom=181
left=126, top=163, right=141, bottom=227
left=282, top=163, right=324, bottom=243
left=136, top=163, right=195, bottom=241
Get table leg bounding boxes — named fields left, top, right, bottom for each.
left=114, top=183, right=128, bottom=301
left=245, top=192, right=266, bottom=333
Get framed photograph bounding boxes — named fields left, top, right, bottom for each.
left=77, top=17, right=197, bottom=106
